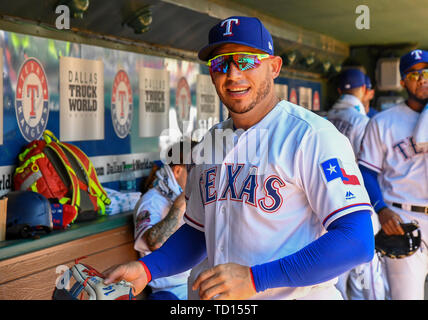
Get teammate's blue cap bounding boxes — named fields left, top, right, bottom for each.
left=338, top=69, right=366, bottom=90
left=198, top=16, right=274, bottom=61
left=365, top=74, right=372, bottom=89
left=400, top=49, right=428, bottom=78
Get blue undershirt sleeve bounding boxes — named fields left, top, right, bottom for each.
left=358, top=164, right=387, bottom=213
left=250, top=210, right=374, bottom=292
left=139, top=223, right=207, bottom=280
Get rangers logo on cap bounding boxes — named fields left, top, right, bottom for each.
left=15, top=57, right=49, bottom=142
left=411, top=50, right=423, bottom=60
left=111, top=69, right=133, bottom=138
left=400, top=49, right=428, bottom=77
left=220, top=18, right=239, bottom=36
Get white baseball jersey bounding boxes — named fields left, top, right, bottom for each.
left=134, top=188, right=190, bottom=299
left=358, top=102, right=428, bottom=207
left=358, top=102, right=428, bottom=300
left=328, top=95, right=384, bottom=300
left=327, top=94, right=369, bottom=156
left=184, top=100, right=373, bottom=300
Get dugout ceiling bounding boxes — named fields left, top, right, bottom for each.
left=230, top=0, right=427, bottom=50
left=0, top=0, right=424, bottom=75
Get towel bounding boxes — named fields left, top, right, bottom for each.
left=153, top=164, right=183, bottom=203
left=413, top=104, right=428, bottom=149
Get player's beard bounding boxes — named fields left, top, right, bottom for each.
left=406, top=87, right=428, bottom=107
left=225, top=77, right=272, bottom=115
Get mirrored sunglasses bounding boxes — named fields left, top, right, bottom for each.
left=404, top=68, right=428, bottom=81
left=207, top=52, right=272, bottom=73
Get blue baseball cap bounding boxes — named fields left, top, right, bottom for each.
left=198, top=16, right=274, bottom=61
left=400, top=49, right=428, bottom=78
left=338, top=69, right=366, bottom=90
left=365, top=74, right=372, bottom=89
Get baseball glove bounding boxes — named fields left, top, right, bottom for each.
left=53, top=257, right=135, bottom=300
left=375, top=221, right=421, bottom=259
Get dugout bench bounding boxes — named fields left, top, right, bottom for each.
left=0, top=211, right=140, bottom=300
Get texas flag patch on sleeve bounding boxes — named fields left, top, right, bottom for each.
left=320, top=158, right=360, bottom=185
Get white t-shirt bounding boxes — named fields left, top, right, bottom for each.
left=134, top=188, right=191, bottom=299
left=184, top=100, right=373, bottom=300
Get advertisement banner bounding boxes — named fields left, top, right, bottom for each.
left=196, top=74, right=220, bottom=136
left=111, top=69, right=133, bottom=139
left=0, top=48, right=2, bottom=145
left=299, top=87, right=313, bottom=110
left=59, top=56, right=104, bottom=141
left=0, top=165, right=14, bottom=197
left=274, top=83, right=288, bottom=102
left=139, top=67, right=170, bottom=137
left=89, top=152, right=158, bottom=183
left=176, top=77, right=191, bottom=122
left=15, top=57, right=50, bottom=142
left=313, top=90, right=321, bottom=111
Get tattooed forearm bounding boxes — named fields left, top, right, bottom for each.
left=143, top=205, right=185, bottom=251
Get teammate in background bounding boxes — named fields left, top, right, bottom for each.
left=133, top=141, right=194, bottom=300
left=363, top=75, right=378, bottom=117
left=104, top=16, right=375, bottom=300
left=327, top=68, right=368, bottom=155
left=327, top=69, right=385, bottom=300
left=358, top=49, right=428, bottom=299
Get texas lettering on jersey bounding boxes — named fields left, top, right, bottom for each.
left=199, top=164, right=285, bottom=213
left=328, top=118, right=353, bottom=138
left=393, top=136, right=428, bottom=160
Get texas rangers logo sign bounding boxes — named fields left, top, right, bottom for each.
left=111, top=70, right=133, bottom=138
left=289, top=88, right=298, bottom=104
left=176, top=77, right=191, bottom=121
left=15, top=57, right=49, bottom=142
left=313, top=91, right=320, bottom=111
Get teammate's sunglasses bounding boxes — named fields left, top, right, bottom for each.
left=207, top=52, right=272, bottom=73
left=404, top=68, right=428, bottom=81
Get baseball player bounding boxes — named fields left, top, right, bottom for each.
left=104, top=16, right=375, bottom=300
left=358, top=49, right=428, bottom=299
left=363, top=75, right=377, bottom=117
left=327, top=68, right=369, bottom=156
left=327, top=69, right=385, bottom=300
left=133, top=141, right=193, bottom=300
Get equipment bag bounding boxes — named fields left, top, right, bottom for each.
left=13, top=130, right=111, bottom=226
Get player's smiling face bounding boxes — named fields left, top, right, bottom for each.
left=209, top=43, right=280, bottom=115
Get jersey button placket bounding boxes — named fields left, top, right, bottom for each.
left=215, top=162, right=227, bottom=261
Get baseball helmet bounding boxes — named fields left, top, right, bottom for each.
left=5, top=191, right=53, bottom=239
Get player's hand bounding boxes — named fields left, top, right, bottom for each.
left=378, top=207, right=405, bottom=235
left=103, top=261, right=148, bottom=295
left=192, top=263, right=257, bottom=300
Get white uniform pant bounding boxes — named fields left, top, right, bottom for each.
left=382, top=204, right=428, bottom=300
left=335, top=253, right=387, bottom=300
left=384, top=244, right=428, bottom=300
left=335, top=212, right=387, bottom=300
left=296, top=285, right=343, bottom=300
